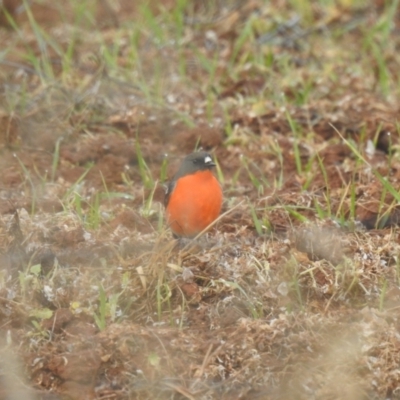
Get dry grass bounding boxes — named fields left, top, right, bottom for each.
left=1, top=0, right=400, bottom=399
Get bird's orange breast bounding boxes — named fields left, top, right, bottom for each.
left=166, top=170, right=222, bottom=237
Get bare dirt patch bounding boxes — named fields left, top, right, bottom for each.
left=1, top=1, right=400, bottom=399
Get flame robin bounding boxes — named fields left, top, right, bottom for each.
left=165, top=152, right=223, bottom=238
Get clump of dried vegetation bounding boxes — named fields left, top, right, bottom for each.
left=1, top=0, right=400, bottom=399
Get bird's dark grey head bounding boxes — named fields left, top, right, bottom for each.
left=174, top=151, right=216, bottom=179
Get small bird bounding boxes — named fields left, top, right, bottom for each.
left=165, top=152, right=223, bottom=238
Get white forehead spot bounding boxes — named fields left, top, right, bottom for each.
left=204, top=156, right=212, bottom=164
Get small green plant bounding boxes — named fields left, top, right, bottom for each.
left=139, top=3, right=165, bottom=44
left=286, top=110, right=303, bottom=175
left=349, top=178, right=357, bottom=222
left=136, top=138, right=154, bottom=190
left=141, top=180, right=158, bottom=218
left=285, top=206, right=309, bottom=224
left=229, top=16, right=255, bottom=69
left=300, top=153, right=318, bottom=191
left=288, top=0, right=314, bottom=24
left=148, top=352, right=161, bottom=368
left=51, top=137, right=62, bottom=182
left=21, top=0, right=64, bottom=81
left=294, top=78, right=315, bottom=106
left=93, top=271, right=132, bottom=331
left=249, top=203, right=263, bottom=236
left=268, top=139, right=284, bottom=190
left=19, top=264, right=40, bottom=301
left=361, top=0, right=399, bottom=96
left=65, top=186, right=107, bottom=230
left=14, top=155, right=38, bottom=214
left=240, top=155, right=269, bottom=195
left=86, top=192, right=101, bottom=230
left=94, top=285, right=107, bottom=331
left=314, top=196, right=328, bottom=220
left=159, top=156, right=169, bottom=183
left=63, top=166, right=93, bottom=201
left=336, top=126, right=400, bottom=208
left=316, top=153, right=332, bottom=216
left=213, top=154, right=225, bottom=185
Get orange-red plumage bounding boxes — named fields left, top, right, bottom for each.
left=165, top=152, right=222, bottom=238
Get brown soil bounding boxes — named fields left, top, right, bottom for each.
left=1, top=1, right=400, bottom=399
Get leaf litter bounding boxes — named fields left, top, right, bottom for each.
left=0, top=0, right=400, bottom=399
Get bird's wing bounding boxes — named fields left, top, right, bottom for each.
left=164, top=180, right=176, bottom=207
